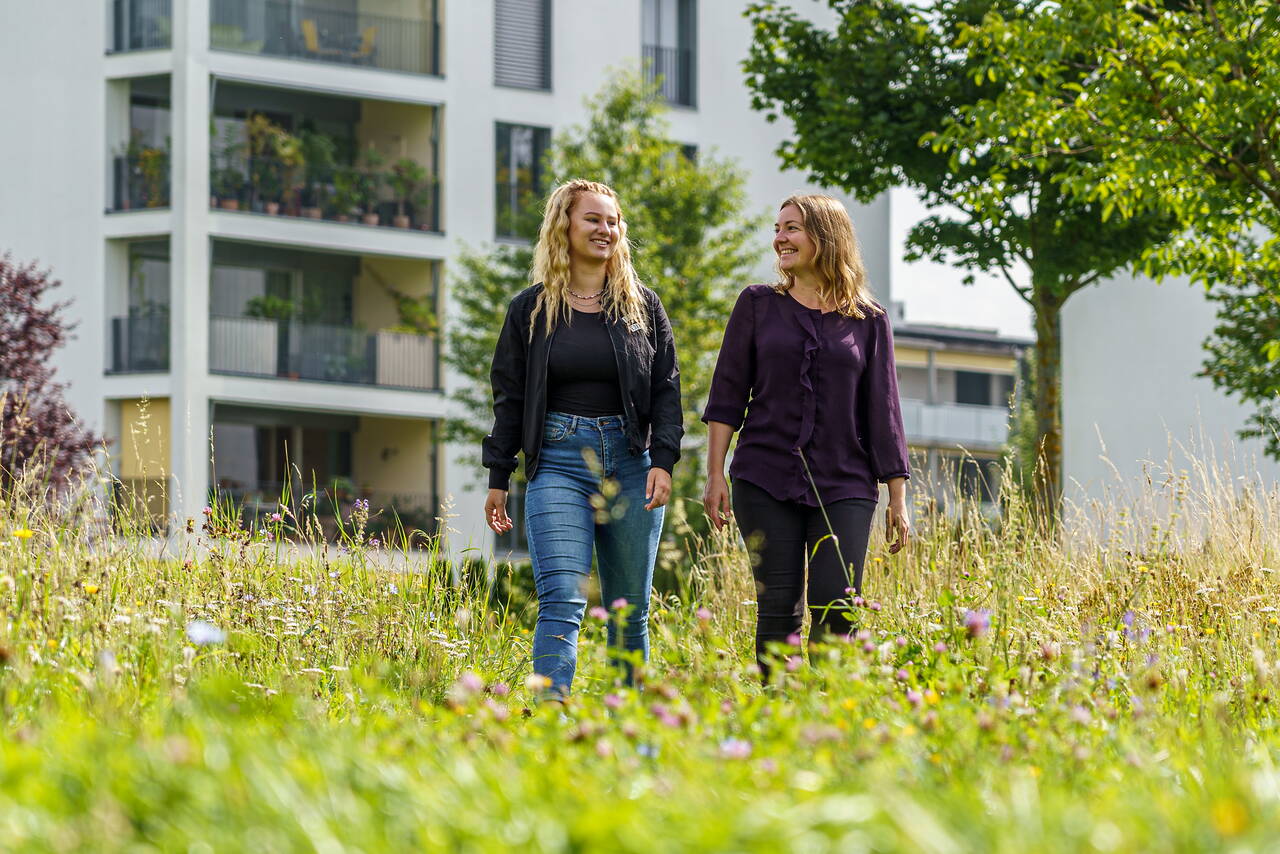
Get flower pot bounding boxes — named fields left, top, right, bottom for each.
left=361, top=213, right=380, bottom=226
left=302, top=206, right=323, bottom=219
left=209, top=195, right=217, bottom=208
left=265, top=201, right=280, bottom=215
left=393, top=214, right=411, bottom=229
left=219, top=199, right=240, bottom=211
left=335, top=214, right=350, bottom=223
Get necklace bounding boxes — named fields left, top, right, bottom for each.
left=568, top=287, right=603, bottom=302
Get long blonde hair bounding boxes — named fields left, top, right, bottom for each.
left=530, top=179, right=648, bottom=337
left=775, top=194, right=882, bottom=319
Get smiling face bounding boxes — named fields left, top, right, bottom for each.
left=567, top=191, right=622, bottom=265
left=774, top=203, right=818, bottom=276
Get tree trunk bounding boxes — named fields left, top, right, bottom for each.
left=1032, top=295, right=1064, bottom=517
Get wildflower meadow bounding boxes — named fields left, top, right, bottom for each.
left=3, top=458, right=1280, bottom=852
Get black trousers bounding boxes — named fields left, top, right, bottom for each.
left=732, top=478, right=877, bottom=675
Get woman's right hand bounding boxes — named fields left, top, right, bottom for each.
left=703, top=473, right=732, bottom=531
left=486, top=489, right=513, bottom=534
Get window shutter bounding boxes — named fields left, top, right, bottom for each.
left=495, top=0, right=551, bottom=90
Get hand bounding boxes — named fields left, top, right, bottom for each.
left=886, top=499, right=910, bottom=554
left=486, top=488, right=513, bottom=534
left=702, top=473, right=732, bottom=530
left=645, top=468, right=672, bottom=511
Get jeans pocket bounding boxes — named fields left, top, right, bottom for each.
left=543, top=416, right=572, bottom=443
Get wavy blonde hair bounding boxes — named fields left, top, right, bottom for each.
left=774, top=194, right=883, bottom=319
left=530, top=179, right=648, bottom=337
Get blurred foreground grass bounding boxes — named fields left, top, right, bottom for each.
left=3, top=460, right=1280, bottom=851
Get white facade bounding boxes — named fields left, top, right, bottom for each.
left=1062, top=270, right=1280, bottom=507
left=0, top=0, right=894, bottom=553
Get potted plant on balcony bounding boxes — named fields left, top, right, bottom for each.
left=137, top=143, right=169, bottom=208
left=246, top=113, right=287, bottom=214
left=298, top=129, right=336, bottom=219
left=356, top=145, right=386, bottom=226
left=388, top=157, right=428, bottom=229
left=331, top=166, right=361, bottom=223
left=412, top=183, right=437, bottom=231
left=211, top=123, right=245, bottom=210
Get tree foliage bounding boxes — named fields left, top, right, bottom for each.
left=0, top=255, right=102, bottom=490
left=742, top=0, right=1173, bottom=507
left=445, top=71, right=762, bottom=507
left=935, top=0, right=1280, bottom=456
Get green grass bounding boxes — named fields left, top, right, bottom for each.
left=3, top=463, right=1280, bottom=851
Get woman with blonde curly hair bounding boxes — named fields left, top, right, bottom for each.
left=483, top=179, right=683, bottom=701
left=702, top=194, right=910, bottom=681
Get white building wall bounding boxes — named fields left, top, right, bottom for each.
left=1062, top=270, right=1280, bottom=507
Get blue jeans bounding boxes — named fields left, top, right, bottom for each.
left=525, top=411, right=665, bottom=699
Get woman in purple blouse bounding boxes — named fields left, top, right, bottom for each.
left=702, top=194, right=911, bottom=678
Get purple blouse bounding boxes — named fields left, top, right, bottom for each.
left=702, top=284, right=910, bottom=505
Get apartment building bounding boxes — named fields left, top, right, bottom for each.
left=1, top=0, right=1021, bottom=550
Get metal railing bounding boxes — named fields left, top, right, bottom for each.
left=213, top=480, right=438, bottom=540
left=110, top=0, right=172, bottom=52
left=110, top=154, right=170, bottom=211
left=109, top=313, right=170, bottom=373
left=210, top=156, right=441, bottom=232
left=210, top=0, right=441, bottom=76
left=209, top=315, right=440, bottom=391
left=899, top=398, right=1012, bottom=449
left=643, top=44, right=695, bottom=107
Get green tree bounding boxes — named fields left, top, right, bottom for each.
left=934, top=0, right=1280, bottom=458
left=742, top=0, right=1173, bottom=508
left=445, top=70, right=762, bottom=515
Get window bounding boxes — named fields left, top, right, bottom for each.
left=642, top=0, right=696, bottom=107
left=495, top=122, right=551, bottom=239
left=955, top=371, right=992, bottom=406
left=495, top=0, right=551, bottom=90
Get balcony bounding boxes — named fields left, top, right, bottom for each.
left=643, top=44, right=695, bottom=107
left=209, top=316, right=439, bottom=391
left=110, top=0, right=172, bottom=53
left=109, top=312, right=170, bottom=373
left=210, top=155, right=440, bottom=233
left=215, top=480, right=437, bottom=541
left=111, top=151, right=170, bottom=212
left=209, top=0, right=441, bottom=76
left=899, top=399, right=1011, bottom=449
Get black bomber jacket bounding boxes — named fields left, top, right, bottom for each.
left=482, top=284, right=684, bottom=491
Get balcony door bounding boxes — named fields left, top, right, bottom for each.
left=642, top=0, right=696, bottom=106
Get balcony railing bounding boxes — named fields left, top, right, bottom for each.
left=109, top=313, right=170, bottom=373
left=899, top=399, right=1011, bottom=449
left=213, top=480, right=438, bottom=541
left=210, top=0, right=441, bottom=76
left=110, top=0, right=172, bottom=53
left=110, top=153, right=170, bottom=211
left=211, top=156, right=441, bottom=233
left=643, top=44, right=695, bottom=107
left=209, top=315, right=440, bottom=391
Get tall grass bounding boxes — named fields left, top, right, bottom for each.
left=3, top=451, right=1280, bottom=851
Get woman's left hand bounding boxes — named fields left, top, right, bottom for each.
left=886, top=499, right=910, bottom=554
left=645, top=467, right=672, bottom=511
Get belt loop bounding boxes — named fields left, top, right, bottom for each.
left=570, top=415, right=579, bottom=433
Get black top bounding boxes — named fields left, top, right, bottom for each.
left=482, top=284, right=684, bottom=491
left=547, top=309, right=625, bottom=416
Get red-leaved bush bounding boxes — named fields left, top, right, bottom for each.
left=0, top=254, right=102, bottom=490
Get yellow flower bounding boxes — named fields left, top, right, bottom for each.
left=1211, top=798, right=1248, bottom=837
left=862, top=718, right=877, bottom=730
left=46, top=639, right=57, bottom=650
left=924, top=689, right=941, bottom=706
left=929, top=753, right=942, bottom=764
left=901, top=725, right=917, bottom=737
left=841, top=698, right=857, bottom=711
left=83, top=584, right=99, bottom=595
left=12, top=529, right=33, bottom=540
left=1204, top=627, right=1217, bottom=636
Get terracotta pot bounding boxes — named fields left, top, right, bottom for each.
left=361, top=213, right=380, bottom=226
left=219, top=199, right=240, bottom=211
left=302, top=206, right=322, bottom=219
left=335, top=214, right=350, bottom=223
left=265, top=201, right=280, bottom=215
left=393, top=214, right=411, bottom=229
left=208, top=195, right=217, bottom=208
